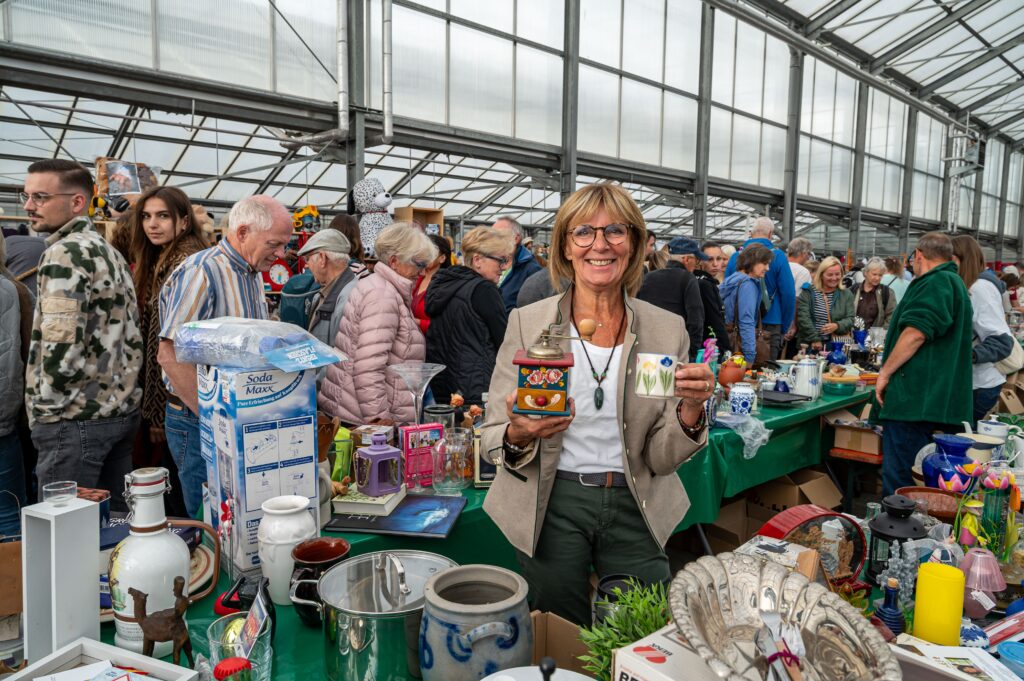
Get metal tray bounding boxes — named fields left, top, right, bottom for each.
left=760, top=390, right=812, bottom=406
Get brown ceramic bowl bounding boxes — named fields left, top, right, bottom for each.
left=291, top=537, right=351, bottom=627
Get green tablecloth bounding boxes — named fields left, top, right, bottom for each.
left=100, top=389, right=871, bottom=679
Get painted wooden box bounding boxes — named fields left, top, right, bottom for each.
left=511, top=351, right=574, bottom=417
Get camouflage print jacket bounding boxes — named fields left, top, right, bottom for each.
left=25, top=216, right=143, bottom=427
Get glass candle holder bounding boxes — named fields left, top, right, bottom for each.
left=42, top=480, right=77, bottom=506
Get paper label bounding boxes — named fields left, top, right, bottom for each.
left=971, top=590, right=997, bottom=611
left=262, top=339, right=343, bottom=370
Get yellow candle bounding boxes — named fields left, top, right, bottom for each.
left=914, top=563, right=965, bottom=645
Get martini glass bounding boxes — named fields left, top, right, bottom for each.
left=387, top=362, right=446, bottom=493
left=387, top=361, right=446, bottom=425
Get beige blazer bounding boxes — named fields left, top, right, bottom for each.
left=481, top=286, right=708, bottom=557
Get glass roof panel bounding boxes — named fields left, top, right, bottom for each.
left=58, top=131, right=114, bottom=164
left=0, top=122, right=58, bottom=157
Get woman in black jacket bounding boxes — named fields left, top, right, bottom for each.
left=425, top=227, right=515, bottom=406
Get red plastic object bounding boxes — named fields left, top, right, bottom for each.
left=757, top=504, right=868, bottom=584
left=213, top=592, right=241, bottom=616
left=214, top=657, right=253, bottom=680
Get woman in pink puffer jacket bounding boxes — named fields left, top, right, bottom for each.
left=319, top=223, right=439, bottom=425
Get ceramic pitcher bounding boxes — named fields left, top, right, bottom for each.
left=788, top=358, right=822, bottom=400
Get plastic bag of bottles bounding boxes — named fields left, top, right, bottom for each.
left=174, top=317, right=343, bottom=369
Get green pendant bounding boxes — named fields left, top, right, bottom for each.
left=594, top=386, right=604, bottom=410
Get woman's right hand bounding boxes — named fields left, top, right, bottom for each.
left=504, top=391, right=575, bottom=446
left=820, top=322, right=839, bottom=335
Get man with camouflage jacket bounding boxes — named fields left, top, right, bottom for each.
left=22, top=160, right=142, bottom=510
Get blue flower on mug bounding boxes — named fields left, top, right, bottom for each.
left=659, top=356, right=673, bottom=367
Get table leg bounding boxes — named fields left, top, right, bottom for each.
left=694, top=523, right=714, bottom=556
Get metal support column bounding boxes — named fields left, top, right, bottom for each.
left=347, top=0, right=366, bottom=189
left=1018, top=161, right=1024, bottom=264
left=940, top=133, right=953, bottom=229
left=693, top=3, right=715, bottom=240
left=996, top=146, right=1012, bottom=262
left=898, top=109, right=918, bottom=258
left=781, top=47, right=804, bottom=243
left=971, top=160, right=983, bottom=233
left=848, top=82, right=869, bottom=255
left=559, top=0, right=580, bottom=201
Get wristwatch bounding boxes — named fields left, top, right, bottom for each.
left=502, top=427, right=533, bottom=464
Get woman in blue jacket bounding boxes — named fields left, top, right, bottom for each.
left=720, top=245, right=773, bottom=365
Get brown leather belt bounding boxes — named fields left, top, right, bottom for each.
left=555, top=470, right=629, bottom=488
left=167, top=395, right=186, bottom=410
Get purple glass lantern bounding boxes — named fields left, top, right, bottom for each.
left=354, top=433, right=402, bottom=497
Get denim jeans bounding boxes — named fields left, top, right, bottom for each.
left=974, top=385, right=1003, bottom=424
left=32, top=411, right=140, bottom=512
left=0, top=432, right=26, bottom=538
left=165, top=402, right=205, bottom=517
left=881, top=419, right=942, bottom=496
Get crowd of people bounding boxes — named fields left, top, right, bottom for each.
left=0, top=157, right=1020, bottom=625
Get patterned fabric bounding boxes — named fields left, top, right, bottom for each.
left=158, top=239, right=269, bottom=391
left=811, top=288, right=837, bottom=335
left=139, top=238, right=206, bottom=426
left=25, top=216, right=143, bottom=427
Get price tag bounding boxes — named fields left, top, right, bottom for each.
left=971, top=590, right=996, bottom=611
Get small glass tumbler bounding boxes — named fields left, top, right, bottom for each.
left=206, top=612, right=273, bottom=681
left=42, top=481, right=77, bottom=506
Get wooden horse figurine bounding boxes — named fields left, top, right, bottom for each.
left=128, top=576, right=194, bottom=667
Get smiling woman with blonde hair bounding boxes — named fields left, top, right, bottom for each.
left=796, top=255, right=855, bottom=349
left=480, top=182, right=714, bottom=625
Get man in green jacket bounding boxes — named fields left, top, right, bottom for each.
left=876, top=231, right=973, bottom=495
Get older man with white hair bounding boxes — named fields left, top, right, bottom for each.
left=297, top=230, right=357, bottom=350
left=492, top=215, right=542, bottom=312
left=725, top=216, right=795, bottom=361
left=157, top=194, right=293, bottom=514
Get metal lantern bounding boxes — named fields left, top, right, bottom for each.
left=354, top=433, right=402, bottom=497
left=512, top=319, right=596, bottom=418
left=866, top=494, right=927, bottom=583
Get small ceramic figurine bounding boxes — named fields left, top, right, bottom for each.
left=129, top=577, right=194, bottom=667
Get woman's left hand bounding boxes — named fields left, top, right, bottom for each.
left=674, top=363, right=715, bottom=404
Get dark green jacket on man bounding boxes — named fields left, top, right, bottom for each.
left=874, top=261, right=973, bottom=425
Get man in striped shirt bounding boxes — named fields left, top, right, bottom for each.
left=157, top=195, right=293, bottom=514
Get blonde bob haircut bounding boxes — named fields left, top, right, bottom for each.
left=812, top=255, right=845, bottom=290
left=462, top=226, right=514, bottom=266
left=548, top=182, right=648, bottom=296
left=373, top=221, right=438, bottom=264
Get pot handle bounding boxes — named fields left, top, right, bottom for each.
left=375, top=552, right=411, bottom=595
left=169, top=518, right=221, bottom=603
left=458, top=621, right=515, bottom=649
left=289, top=579, right=322, bottom=618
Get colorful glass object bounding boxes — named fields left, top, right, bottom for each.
left=875, top=577, right=905, bottom=636
left=354, top=433, right=402, bottom=497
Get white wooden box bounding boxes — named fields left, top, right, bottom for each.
left=9, top=637, right=198, bottom=680
left=22, top=498, right=99, bottom=662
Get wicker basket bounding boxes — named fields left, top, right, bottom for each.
left=895, top=486, right=961, bottom=523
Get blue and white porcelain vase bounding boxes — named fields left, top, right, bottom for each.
left=419, top=565, right=532, bottom=681
left=729, top=382, right=756, bottom=415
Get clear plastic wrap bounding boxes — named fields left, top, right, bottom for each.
left=173, top=317, right=344, bottom=369
left=715, top=412, right=773, bottom=459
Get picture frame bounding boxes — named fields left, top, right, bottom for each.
left=474, top=432, right=495, bottom=488
left=11, top=638, right=199, bottom=680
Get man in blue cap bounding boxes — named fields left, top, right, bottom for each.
left=724, top=216, right=795, bottom=360
left=670, top=236, right=731, bottom=357
left=637, top=238, right=705, bottom=359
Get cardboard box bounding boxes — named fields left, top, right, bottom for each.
left=530, top=611, right=588, bottom=674
left=824, top=405, right=882, bottom=455
left=10, top=637, right=198, bottom=680
left=704, top=498, right=755, bottom=554
left=613, top=623, right=718, bottom=681
left=1000, top=387, right=1024, bottom=415
left=735, top=535, right=822, bottom=582
left=747, top=469, right=843, bottom=514
left=199, top=365, right=319, bottom=577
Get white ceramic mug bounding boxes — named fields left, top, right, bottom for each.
left=635, top=353, right=678, bottom=398
left=978, top=420, right=1022, bottom=441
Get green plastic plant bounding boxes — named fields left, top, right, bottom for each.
left=578, top=579, right=670, bottom=681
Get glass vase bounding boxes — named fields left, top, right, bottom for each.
left=982, top=487, right=1011, bottom=559
left=431, top=428, right=472, bottom=495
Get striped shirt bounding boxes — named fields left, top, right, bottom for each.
left=811, top=288, right=837, bottom=338
left=159, top=239, right=268, bottom=389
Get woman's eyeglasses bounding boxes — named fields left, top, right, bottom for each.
left=569, top=223, right=631, bottom=248
left=484, top=254, right=511, bottom=268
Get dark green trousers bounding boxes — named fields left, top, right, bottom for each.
left=515, top=477, right=671, bottom=626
